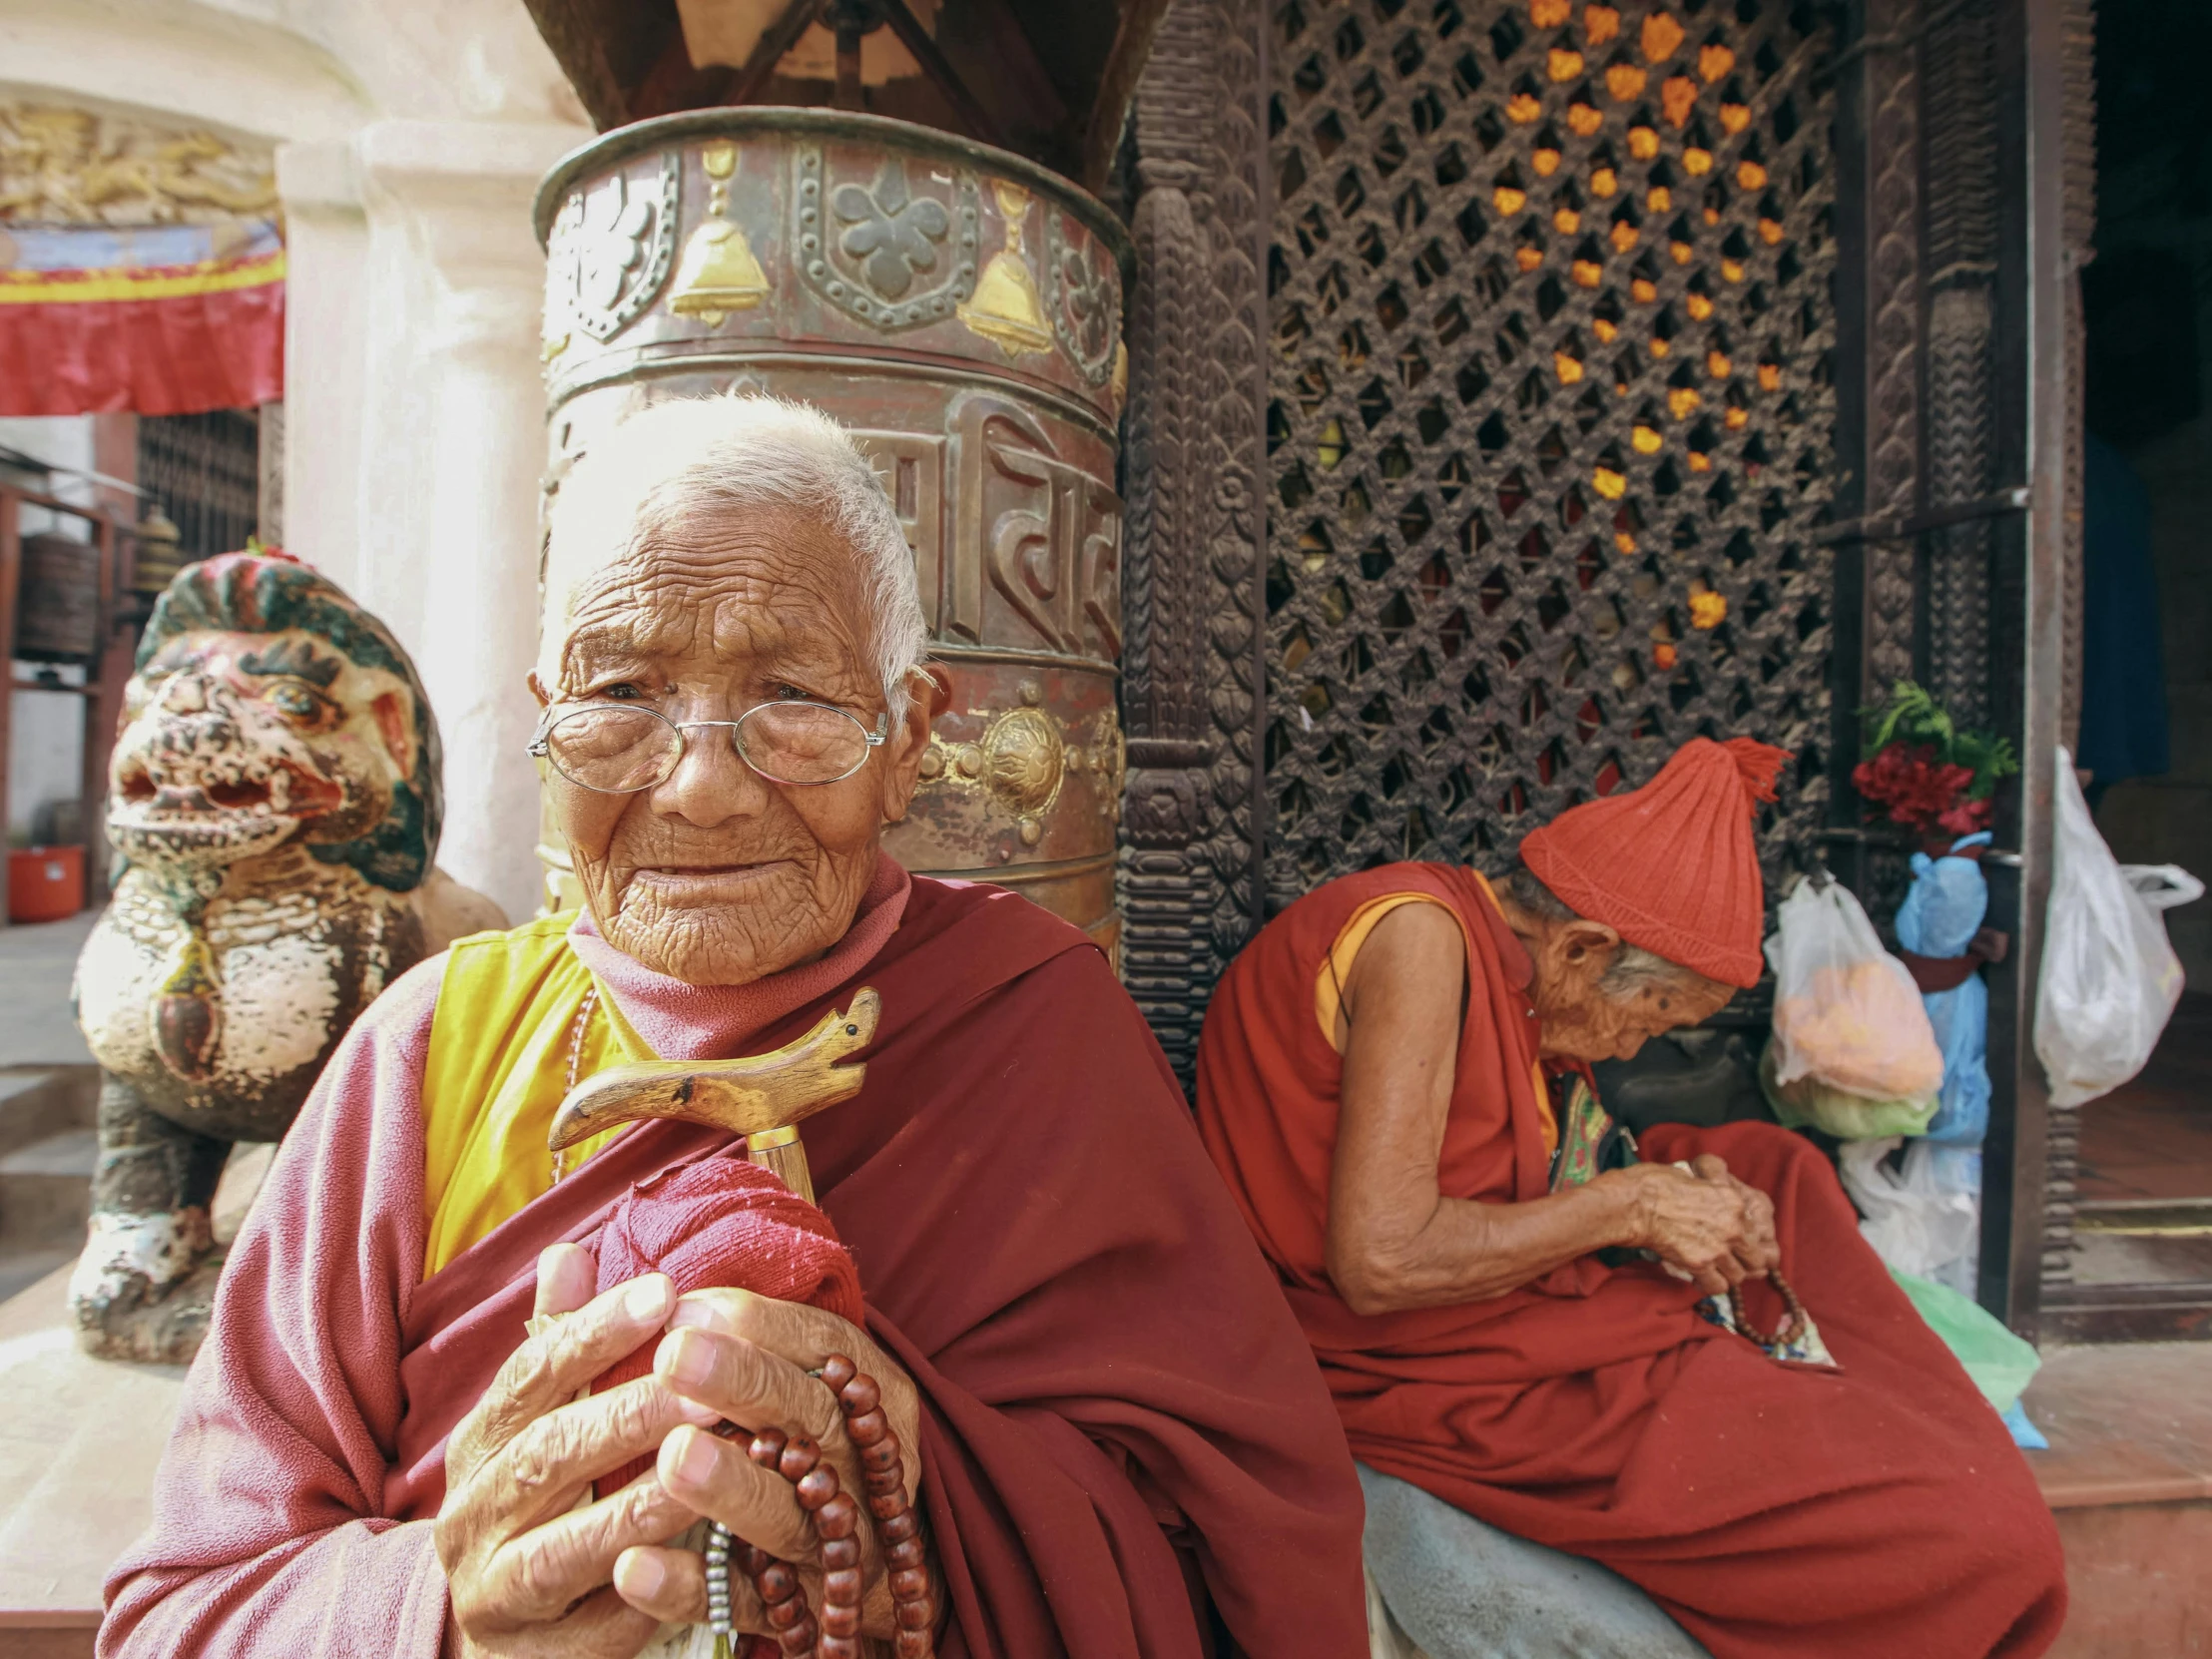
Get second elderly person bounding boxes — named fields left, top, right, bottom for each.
left=1197, top=738, right=2066, bottom=1659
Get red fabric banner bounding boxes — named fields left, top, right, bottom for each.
left=0, top=223, right=284, bottom=417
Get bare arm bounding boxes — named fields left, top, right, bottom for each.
left=1324, top=903, right=1759, bottom=1315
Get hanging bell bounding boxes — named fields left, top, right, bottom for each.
left=669, top=218, right=769, bottom=327
left=957, top=181, right=1053, bottom=356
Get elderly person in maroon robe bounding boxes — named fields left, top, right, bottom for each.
left=100, top=393, right=1367, bottom=1659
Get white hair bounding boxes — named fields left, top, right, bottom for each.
left=1496, top=863, right=1712, bottom=997
left=543, top=393, right=928, bottom=721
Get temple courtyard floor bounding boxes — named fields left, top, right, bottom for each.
left=0, top=911, right=2203, bottom=1654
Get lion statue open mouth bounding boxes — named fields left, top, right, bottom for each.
left=71, top=551, right=504, bottom=1362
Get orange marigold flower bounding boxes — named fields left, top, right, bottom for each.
left=1724, top=405, right=1750, bottom=429
left=1572, top=259, right=1605, bottom=288
left=1662, top=76, right=1698, bottom=127
left=1495, top=185, right=1528, bottom=214
left=1737, top=159, right=1768, bottom=190
left=1532, top=0, right=1571, bottom=25
left=1632, top=423, right=1663, bottom=453
left=1682, top=146, right=1713, bottom=175
left=1550, top=47, right=1585, bottom=81
left=1647, top=185, right=1672, bottom=212
left=1507, top=92, right=1542, bottom=123
left=1592, top=314, right=1619, bottom=339
left=1654, top=641, right=1679, bottom=670
left=1698, top=43, right=1736, bottom=82
left=1707, top=349, right=1732, bottom=378
left=1593, top=465, right=1628, bottom=499
left=1689, top=590, right=1728, bottom=629
left=1671, top=241, right=1694, bottom=265
left=1554, top=207, right=1582, bottom=233
left=1668, top=386, right=1700, bottom=418
left=1703, top=205, right=1721, bottom=226
left=1555, top=351, right=1585, bottom=383
left=1687, top=451, right=1712, bottom=471
left=1628, top=125, right=1660, bottom=159
left=1615, top=529, right=1638, bottom=553
left=1568, top=102, right=1604, bottom=136
left=1610, top=220, right=1639, bottom=254
left=1585, top=4, right=1621, bottom=45
left=1721, top=257, right=1745, bottom=281
left=1608, top=63, right=1648, bottom=101
left=1686, top=292, right=1714, bottom=319
left=1758, top=362, right=1782, bottom=390
left=1649, top=336, right=1671, bottom=356
left=1517, top=246, right=1545, bottom=271
left=1590, top=165, right=1619, bottom=197
left=1534, top=146, right=1563, bottom=176
left=1760, top=218, right=1785, bottom=245
left=1630, top=276, right=1658, bottom=302
left=1720, top=101, right=1751, bottom=134
left=1641, top=11, right=1685, bottom=61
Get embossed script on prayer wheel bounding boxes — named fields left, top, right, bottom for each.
left=534, top=112, right=1131, bottom=957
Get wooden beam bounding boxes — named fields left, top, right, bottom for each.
left=874, top=0, right=1005, bottom=148
left=518, top=0, right=652, bottom=129
left=726, top=0, right=827, bottom=107
left=631, top=26, right=735, bottom=121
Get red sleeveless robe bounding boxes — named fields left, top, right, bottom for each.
left=1196, top=862, right=2066, bottom=1659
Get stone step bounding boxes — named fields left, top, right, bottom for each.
left=0, top=1069, right=98, bottom=1163
left=0, top=1127, right=96, bottom=1251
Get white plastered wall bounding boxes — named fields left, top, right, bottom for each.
left=0, top=0, right=591, bottom=921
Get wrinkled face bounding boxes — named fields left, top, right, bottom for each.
left=1524, top=918, right=1738, bottom=1063
left=539, top=504, right=931, bottom=986
left=109, top=628, right=418, bottom=873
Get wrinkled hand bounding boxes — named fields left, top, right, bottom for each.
left=608, top=1290, right=929, bottom=1644
left=436, top=1246, right=713, bottom=1659
left=1606, top=1155, right=1774, bottom=1296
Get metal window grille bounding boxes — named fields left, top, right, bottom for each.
left=137, top=408, right=262, bottom=560
left=1263, top=0, right=1840, bottom=941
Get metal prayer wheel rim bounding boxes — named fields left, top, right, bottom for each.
left=532, top=107, right=1134, bottom=284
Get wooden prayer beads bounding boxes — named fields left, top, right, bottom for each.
left=702, top=1355, right=937, bottom=1659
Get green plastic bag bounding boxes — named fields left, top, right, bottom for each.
left=1890, top=1268, right=2041, bottom=1413
left=1759, top=1039, right=1939, bottom=1139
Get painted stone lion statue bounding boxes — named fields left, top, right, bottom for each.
left=71, top=551, right=504, bottom=1361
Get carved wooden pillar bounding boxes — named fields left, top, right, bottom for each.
left=1120, top=0, right=1266, bottom=1084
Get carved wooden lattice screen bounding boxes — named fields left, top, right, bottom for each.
left=1262, top=0, right=1838, bottom=918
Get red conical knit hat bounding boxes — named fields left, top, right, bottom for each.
left=1518, top=737, right=1788, bottom=988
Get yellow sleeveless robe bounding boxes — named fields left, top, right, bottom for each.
left=417, top=913, right=650, bottom=1279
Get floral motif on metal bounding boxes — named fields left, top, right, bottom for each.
left=958, top=180, right=1054, bottom=357
left=546, top=152, right=680, bottom=343
left=795, top=144, right=977, bottom=330
left=669, top=140, right=769, bottom=327
left=981, top=692, right=1065, bottom=846
left=1042, top=210, right=1121, bottom=387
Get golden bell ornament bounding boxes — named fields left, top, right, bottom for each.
left=669, top=140, right=768, bottom=327
left=958, top=180, right=1052, bottom=356
left=669, top=220, right=769, bottom=325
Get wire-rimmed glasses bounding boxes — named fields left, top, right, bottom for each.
left=529, top=699, right=888, bottom=793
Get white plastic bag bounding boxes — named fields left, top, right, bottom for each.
left=1764, top=877, right=1944, bottom=1126
left=1838, top=1137, right=1980, bottom=1282
left=2034, top=750, right=2189, bottom=1107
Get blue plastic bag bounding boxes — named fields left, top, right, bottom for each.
left=1894, top=834, right=1992, bottom=1146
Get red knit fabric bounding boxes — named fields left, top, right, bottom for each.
left=589, top=1155, right=864, bottom=1495
left=1519, top=736, right=1788, bottom=987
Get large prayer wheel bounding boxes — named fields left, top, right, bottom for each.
left=532, top=111, right=1131, bottom=958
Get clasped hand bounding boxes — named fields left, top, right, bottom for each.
left=1601, top=1153, right=1779, bottom=1297
left=436, top=1243, right=923, bottom=1658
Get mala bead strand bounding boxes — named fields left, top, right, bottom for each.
left=701, top=1359, right=935, bottom=1659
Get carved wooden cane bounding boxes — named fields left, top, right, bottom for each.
left=545, top=987, right=880, bottom=1204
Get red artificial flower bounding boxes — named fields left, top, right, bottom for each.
left=1853, top=743, right=1981, bottom=835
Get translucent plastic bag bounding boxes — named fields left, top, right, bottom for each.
left=2033, top=751, right=2192, bottom=1107
left=1761, top=879, right=1944, bottom=1137
left=1889, top=1268, right=2041, bottom=1416
left=1839, top=1137, right=1978, bottom=1281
